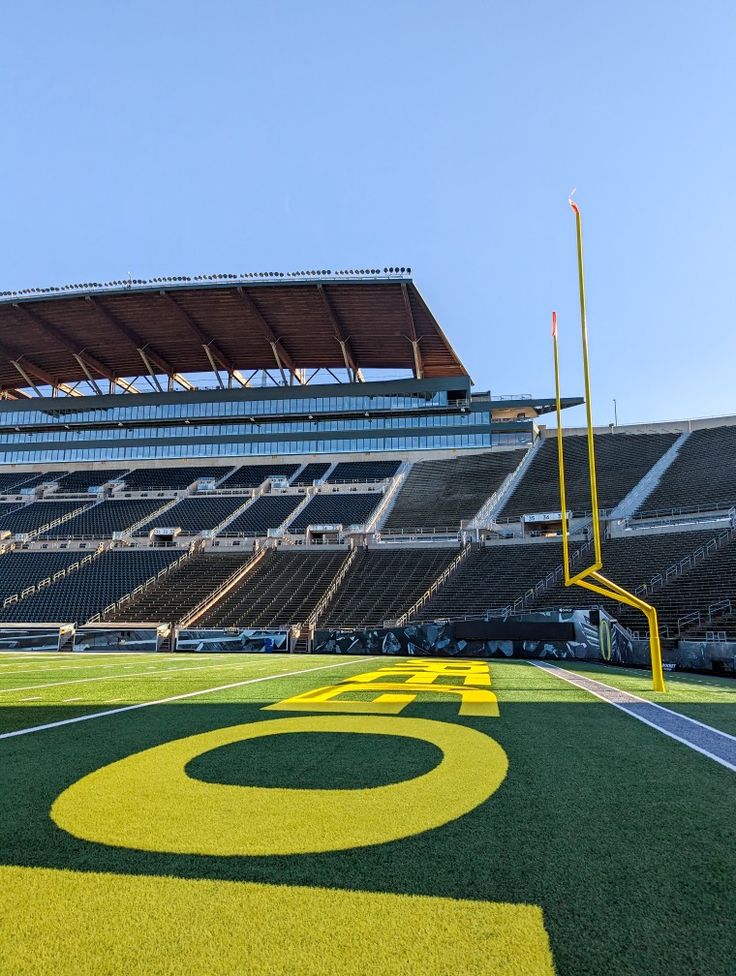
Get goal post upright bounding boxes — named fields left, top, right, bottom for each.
left=552, top=198, right=667, bottom=693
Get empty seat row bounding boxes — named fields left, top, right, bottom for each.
left=198, top=550, right=348, bottom=629
left=220, top=495, right=303, bottom=537
left=320, top=547, right=459, bottom=629
left=384, top=450, right=527, bottom=533
left=42, top=499, right=173, bottom=539
left=134, top=496, right=248, bottom=535
left=499, top=433, right=677, bottom=518
left=288, top=493, right=382, bottom=533
left=0, top=550, right=83, bottom=602
left=326, top=460, right=401, bottom=483
left=107, top=552, right=253, bottom=623
left=218, top=464, right=300, bottom=488
left=0, top=501, right=90, bottom=536
left=638, top=425, right=736, bottom=514
left=0, top=549, right=179, bottom=624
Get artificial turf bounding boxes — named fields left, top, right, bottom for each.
left=0, top=652, right=733, bottom=975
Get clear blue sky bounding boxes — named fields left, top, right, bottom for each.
left=2, top=1, right=734, bottom=426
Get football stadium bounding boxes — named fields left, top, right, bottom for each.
left=0, top=267, right=733, bottom=975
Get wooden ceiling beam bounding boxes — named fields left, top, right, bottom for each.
left=317, top=284, right=363, bottom=381
left=401, top=283, right=424, bottom=380
left=235, top=287, right=304, bottom=385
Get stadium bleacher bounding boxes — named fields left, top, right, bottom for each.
left=292, top=462, right=331, bottom=485
left=217, top=464, right=300, bottom=489
left=636, top=425, right=736, bottom=514
left=119, top=466, right=234, bottom=491
left=415, top=541, right=565, bottom=619
left=0, top=550, right=84, bottom=603
left=219, top=495, right=303, bottom=537
left=288, top=492, right=382, bottom=533
left=198, top=550, right=347, bottom=629
left=320, top=546, right=459, bottom=628
left=499, top=432, right=678, bottom=518
left=383, top=450, right=526, bottom=533
left=0, top=502, right=23, bottom=522
left=55, top=469, right=128, bottom=493
left=133, top=496, right=248, bottom=536
left=0, top=472, right=58, bottom=493
left=326, top=460, right=401, bottom=483
left=107, top=552, right=254, bottom=623
left=0, top=549, right=179, bottom=624
left=42, top=499, right=173, bottom=539
left=0, top=501, right=90, bottom=536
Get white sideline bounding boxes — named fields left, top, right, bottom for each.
left=529, top=660, right=736, bottom=773
left=0, top=657, right=372, bottom=741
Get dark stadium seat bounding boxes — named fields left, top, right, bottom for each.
left=383, top=450, right=527, bottom=533
left=287, top=493, right=382, bottom=532
left=197, top=550, right=348, bottom=629
left=0, top=501, right=91, bottom=536
left=120, top=466, right=234, bottom=491
left=0, top=549, right=180, bottom=624
left=217, top=464, right=300, bottom=489
left=55, top=469, right=129, bottom=493
left=0, top=550, right=84, bottom=603
left=292, top=462, right=331, bottom=485
left=107, top=552, right=254, bottom=623
left=219, top=495, right=303, bottom=536
left=326, top=460, right=401, bottom=483
left=636, top=425, right=736, bottom=515
left=133, top=496, right=248, bottom=535
left=499, top=433, right=678, bottom=518
left=319, top=546, right=459, bottom=628
left=42, top=499, right=173, bottom=539
left=0, top=471, right=66, bottom=492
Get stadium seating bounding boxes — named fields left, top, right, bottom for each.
left=499, top=433, right=678, bottom=518
left=55, top=469, right=128, bottom=493
left=217, top=464, right=300, bottom=489
left=292, top=462, right=331, bottom=485
left=107, top=552, right=254, bottom=623
left=0, top=550, right=83, bottom=602
left=41, top=499, right=173, bottom=539
left=0, top=471, right=65, bottom=492
left=119, top=466, right=234, bottom=490
left=320, top=547, right=459, bottom=628
left=198, top=550, right=347, bottom=628
left=0, top=549, right=179, bottom=624
left=383, top=450, right=526, bottom=533
left=533, top=530, right=720, bottom=615
left=0, top=472, right=57, bottom=493
left=0, top=501, right=90, bottom=536
left=326, top=460, right=401, bottom=483
left=636, top=425, right=736, bottom=514
left=0, top=502, right=23, bottom=522
left=219, top=495, right=303, bottom=536
left=415, top=541, right=565, bottom=619
left=288, top=493, right=382, bottom=532
left=134, top=497, right=247, bottom=535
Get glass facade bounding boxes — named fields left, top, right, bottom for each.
left=0, top=379, right=533, bottom=464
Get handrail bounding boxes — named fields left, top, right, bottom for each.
left=395, top=542, right=472, bottom=624
left=95, top=542, right=201, bottom=623
left=180, top=548, right=268, bottom=628
left=635, top=522, right=736, bottom=601
left=303, top=547, right=359, bottom=631
left=2, top=543, right=106, bottom=608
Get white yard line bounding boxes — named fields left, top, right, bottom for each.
left=0, top=658, right=278, bottom=696
left=0, top=658, right=372, bottom=740
left=530, top=661, right=736, bottom=773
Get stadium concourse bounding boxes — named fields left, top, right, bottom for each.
left=0, top=273, right=734, bottom=976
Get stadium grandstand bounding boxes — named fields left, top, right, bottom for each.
left=0, top=271, right=733, bottom=661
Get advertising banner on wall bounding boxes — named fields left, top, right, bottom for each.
left=175, top=628, right=290, bottom=653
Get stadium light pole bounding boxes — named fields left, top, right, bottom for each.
left=553, top=198, right=667, bottom=693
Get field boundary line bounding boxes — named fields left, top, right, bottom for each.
left=0, top=658, right=374, bottom=741
left=529, top=661, right=736, bottom=773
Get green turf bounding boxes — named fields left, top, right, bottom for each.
left=0, top=652, right=734, bottom=976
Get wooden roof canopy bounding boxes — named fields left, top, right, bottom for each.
left=0, top=275, right=468, bottom=395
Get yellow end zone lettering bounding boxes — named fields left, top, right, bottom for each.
left=0, top=865, right=557, bottom=976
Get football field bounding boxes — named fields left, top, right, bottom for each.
left=0, top=651, right=733, bottom=976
